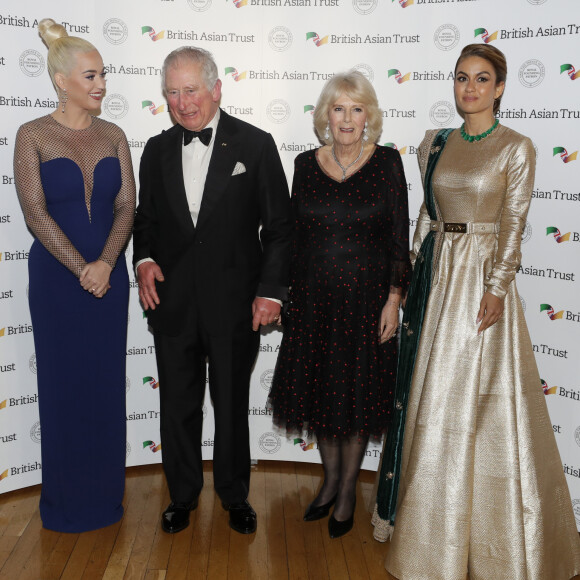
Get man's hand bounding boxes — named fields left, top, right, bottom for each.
left=137, top=261, right=165, bottom=311
left=80, top=260, right=112, bottom=298
left=252, top=297, right=281, bottom=331
left=476, top=292, right=504, bottom=335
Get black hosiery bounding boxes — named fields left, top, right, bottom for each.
left=311, top=438, right=342, bottom=507
left=333, top=435, right=369, bottom=521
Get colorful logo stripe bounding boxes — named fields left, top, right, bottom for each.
left=546, top=227, right=571, bottom=243
left=143, top=440, right=162, bottom=453
left=141, top=26, right=165, bottom=42
left=143, top=376, right=159, bottom=389
left=141, top=101, right=166, bottom=115
left=293, top=438, right=315, bottom=451
left=540, top=304, right=564, bottom=320
left=553, top=147, right=578, bottom=164
left=388, top=69, right=411, bottom=84
left=474, top=28, right=498, bottom=43
left=560, top=64, right=580, bottom=80
left=541, top=379, right=558, bottom=395
left=224, top=67, right=247, bottom=81
left=306, top=32, right=329, bottom=47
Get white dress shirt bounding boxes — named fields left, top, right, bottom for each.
left=182, top=109, right=220, bottom=226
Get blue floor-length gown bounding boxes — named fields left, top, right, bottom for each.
left=14, top=115, right=135, bottom=533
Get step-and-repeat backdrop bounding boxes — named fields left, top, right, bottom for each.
left=1, top=0, right=579, bottom=526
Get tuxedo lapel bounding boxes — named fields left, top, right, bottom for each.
left=161, top=125, right=195, bottom=235
left=196, top=111, right=240, bottom=232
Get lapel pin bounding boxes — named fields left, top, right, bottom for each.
left=222, top=142, right=227, bottom=146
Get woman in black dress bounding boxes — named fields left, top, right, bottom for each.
left=269, top=71, right=410, bottom=538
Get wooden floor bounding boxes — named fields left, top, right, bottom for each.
left=0, top=461, right=396, bottom=580
left=2, top=463, right=579, bottom=580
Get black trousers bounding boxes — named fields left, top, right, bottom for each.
left=153, top=306, right=260, bottom=506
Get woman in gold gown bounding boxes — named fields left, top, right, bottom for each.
left=373, top=43, right=580, bottom=579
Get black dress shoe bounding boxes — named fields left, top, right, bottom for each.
left=161, top=498, right=198, bottom=534
left=328, top=512, right=354, bottom=539
left=303, top=495, right=337, bottom=522
left=222, top=499, right=257, bottom=534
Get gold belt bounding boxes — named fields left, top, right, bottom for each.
left=430, top=221, right=499, bottom=234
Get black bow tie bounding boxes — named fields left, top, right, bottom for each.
left=183, top=127, right=213, bottom=146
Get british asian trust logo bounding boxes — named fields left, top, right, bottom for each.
left=546, top=227, right=571, bottom=244
left=542, top=379, right=580, bottom=404
left=143, top=376, right=159, bottom=389
left=542, top=379, right=558, bottom=395
left=553, top=147, right=578, bottom=164
left=142, top=101, right=167, bottom=115
left=142, top=26, right=165, bottom=41
left=540, top=303, right=580, bottom=323
left=229, top=0, right=248, bottom=7
left=392, top=0, right=414, bottom=7
left=294, top=438, right=315, bottom=451
left=143, top=440, right=162, bottom=452
left=474, top=28, right=498, bottom=43
left=306, top=32, right=328, bottom=47
left=561, top=64, right=580, bottom=80
left=225, top=67, right=247, bottom=81
left=540, top=304, right=564, bottom=320
left=388, top=69, right=411, bottom=84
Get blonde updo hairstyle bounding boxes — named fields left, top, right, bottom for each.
left=38, top=18, right=97, bottom=92
left=313, top=70, right=383, bottom=146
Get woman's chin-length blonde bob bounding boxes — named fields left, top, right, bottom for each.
left=313, top=70, right=383, bottom=146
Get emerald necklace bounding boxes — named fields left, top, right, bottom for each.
left=460, top=118, right=499, bottom=143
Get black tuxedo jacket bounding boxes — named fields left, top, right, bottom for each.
left=133, top=110, right=292, bottom=335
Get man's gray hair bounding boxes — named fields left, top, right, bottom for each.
left=161, top=46, right=219, bottom=92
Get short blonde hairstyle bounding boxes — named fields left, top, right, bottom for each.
left=38, top=18, right=97, bottom=91
left=313, top=71, right=383, bottom=145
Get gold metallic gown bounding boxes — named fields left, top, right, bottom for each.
left=385, top=126, right=580, bottom=580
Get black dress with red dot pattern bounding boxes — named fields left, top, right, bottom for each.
left=269, top=145, right=411, bottom=439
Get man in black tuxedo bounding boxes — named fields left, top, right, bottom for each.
left=133, top=47, right=291, bottom=535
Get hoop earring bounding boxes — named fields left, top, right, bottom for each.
left=324, top=122, right=330, bottom=141
left=60, top=88, right=67, bottom=113
left=363, top=120, right=369, bottom=142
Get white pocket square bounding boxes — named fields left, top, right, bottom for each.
left=232, top=162, right=246, bottom=176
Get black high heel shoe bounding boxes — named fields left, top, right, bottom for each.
left=303, top=495, right=337, bottom=521
left=328, top=511, right=354, bottom=539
